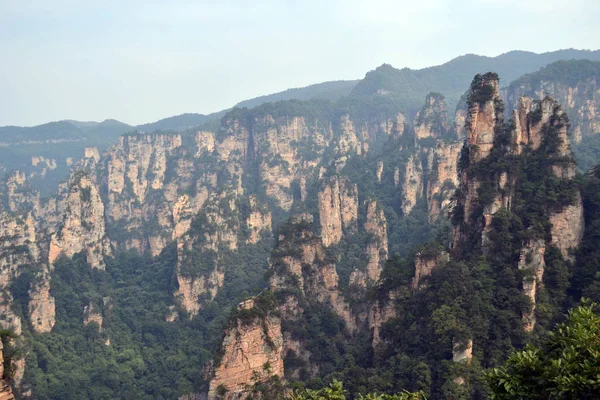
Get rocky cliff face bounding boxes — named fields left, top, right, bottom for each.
left=400, top=155, right=424, bottom=215
left=505, top=62, right=600, bottom=142
left=426, top=142, right=461, bottom=221
left=103, top=133, right=185, bottom=256
left=0, top=341, right=15, bottom=400
left=413, top=93, right=448, bottom=140
left=411, top=250, right=449, bottom=290
left=208, top=298, right=284, bottom=400
left=245, top=195, right=272, bottom=244
left=0, top=210, right=55, bottom=334
left=174, top=195, right=239, bottom=317
left=518, top=239, right=546, bottom=332
left=49, top=171, right=112, bottom=270
left=317, top=176, right=358, bottom=247
left=364, top=200, right=388, bottom=282
left=270, top=214, right=356, bottom=332
left=465, top=75, right=502, bottom=164
left=453, top=73, right=504, bottom=247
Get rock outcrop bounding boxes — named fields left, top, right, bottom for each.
left=245, top=195, right=272, bottom=244
left=270, top=214, right=356, bottom=332
left=364, top=200, right=388, bottom=282
left=505, top=61, right=600, bottom=142
left=317, top=176, right=358, bottom=247
left=464, top=74, right=502, bottom=163
left=49, top=171, right=112, bottom=269
left=173, top=194, right=240, bottom=317
left=0, top=341, right=15, bottom=400
left=518, top=239, right=546, bottom=332
left=411, top=250, right=449, bottom=290
left=208, top=298, right=284, bottom=400
left=413, top=93, right=448, bottom=140
left=28, top=273, right=56, bottom=333
left=426, top=142, right=461, bottom=221
left=549, top=195, right=585, bottom=260
left=0, top=211, right=55, bottom=334
left=83, top=303, right=103, bottom=331
left=400, top=156, right=424, bottom=215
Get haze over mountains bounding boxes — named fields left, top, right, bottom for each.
left=1, top=48, right=599, bottom=196
left=1, top=46, right=600, bottom=399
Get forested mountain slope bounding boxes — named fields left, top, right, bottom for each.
left=0, top=52, right=600, bottom=400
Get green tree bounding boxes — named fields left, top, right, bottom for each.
left=289, top=380, right=425, bottom=400
left=487, top=300, right=600, bottom=399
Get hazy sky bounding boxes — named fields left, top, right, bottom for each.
left=1, top=0, right=599, bottom=126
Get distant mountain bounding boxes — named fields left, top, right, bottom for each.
left=346, top=49, right=600, bottom=119
left=135, top=111, right=228, bottom=133
left=235, top=80, right=359, bottom=109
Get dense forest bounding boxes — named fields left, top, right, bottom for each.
left=1, top=54, right=600, bottom=400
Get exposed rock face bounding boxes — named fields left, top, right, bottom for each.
left=337, top=115, right=363, bottom=156
left=369, top=289, right=400, bottom=348
left=0, top=341, right=15, bottom=400
left=103, top=133, right=184, bottom=255
left=2, top=171, right=40, bottom=215
left=376, top=161, right=384, bottom=183
left=364, top=201, right=388, bottom=282
left=0, top=211, right=55, bottom=334
left=173, top=195, right=239, bottom=317
left=175, top=268, right=225, bottom=318
left=426, top=142, right=461, bottom=221
left=518, top=239, right=546, bottom=332
left=83, top=303, right=103, bottom=331
left=505, top=71, right=600, bottom=142
left=28, top=273, right=56, bottom=333
left=452, top=339, right=473, bottom=364
left=270, top=214, right=356, bottom=332
left=84, top=147, right=101, bottom=163
left=252, top=115, right=331, bottom=211
left=208, top=299, right=284, bottom=400
left=317, top=176, right=358, bottom=246
left=245, top=195, right=272, bottom=244
left=49, top=171, right=112, bottom=269
left=413, top=93, right=448, bottom=140
left=465, top=75, right=502, bottom=163
left=400, top=156, right=424, bottom=215
left=453, top=74, right=505, bottom=247
left=455, top=107, right=467, bottom=140
left=549, top=193, right=585, bottom=260
left=411, top=250, right=449, bottom=290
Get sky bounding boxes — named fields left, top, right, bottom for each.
left=1, top=0, right=599, bottom=127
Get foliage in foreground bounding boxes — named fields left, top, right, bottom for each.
left=487, top=300, right=600, bottom=399
left=289, top=380, right=425, bottom=400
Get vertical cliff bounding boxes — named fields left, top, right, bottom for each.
left=453, top=73, right=504, bottom=247
left=411, top=249, right=449, bottom=290
left=364, top=200, right=388, bottom=282
left=0, top=340, right=15, bottom=400
left=413, top=92, right=449, bottom=140
left=245, top=195, right=272, bottom=244
left=518, top=239, right=546, bottom=332
left=269, top=214, right=356, bottom=332
left=426, top=142, right=461, bottom=221
left=49, top=171, right=112, bottom=270
left=400, top=155, right=424, bottom=216
left=208, top=297, right=283, bottom=400
left=174, top=195, right=238, bottom=317
left=504, top=60, right=600, bottom=142
left=317, top=176, right=358, bottom=247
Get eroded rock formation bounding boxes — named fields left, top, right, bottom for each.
left=400, top=156, right=424, bottom=215
left=318, top=176, right=358, bottom=247
left=413, top=93, right=448, bottom=140
left=49, top=171, right=112, bottom=270
left=208, top=298, right=284, bottom=400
